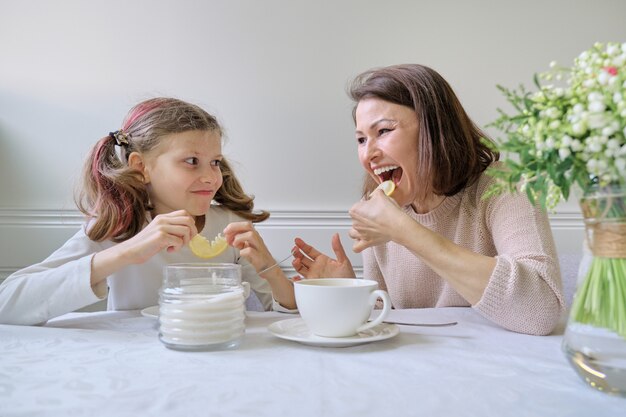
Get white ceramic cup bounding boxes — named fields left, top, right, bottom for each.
left=294, top=278, right=391, bottom=337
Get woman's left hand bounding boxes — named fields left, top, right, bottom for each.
left=223, top=221, right=275, bottom=274
left=349, top=189, right=405, bottom=253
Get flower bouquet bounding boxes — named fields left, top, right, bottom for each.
left=486, top=42, right=626, bottom=394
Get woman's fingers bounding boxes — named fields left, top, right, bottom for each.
left=331, top=233, right=349, bottom=262
left=294, top=237, right=323, bottom=259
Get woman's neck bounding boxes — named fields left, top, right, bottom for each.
left=411, top=194, right=446, bottom=214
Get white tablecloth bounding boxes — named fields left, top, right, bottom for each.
left=1, top=308, right=623, bottom=417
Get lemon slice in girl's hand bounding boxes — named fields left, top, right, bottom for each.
left=189, top=233, right=228, bottom=258
left=376, top=180, right=395, bottom=196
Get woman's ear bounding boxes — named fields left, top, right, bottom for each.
left=127, top=151, right=150, bottom=183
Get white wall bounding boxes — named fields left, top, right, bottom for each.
left=1, top=0, right=626, bottom=281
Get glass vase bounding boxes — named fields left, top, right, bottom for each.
left=562, top=185, right=626, bottom=395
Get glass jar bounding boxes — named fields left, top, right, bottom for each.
left=159, top=263, right=249, bottom=351
left=562, top=185, right=626, bottom=396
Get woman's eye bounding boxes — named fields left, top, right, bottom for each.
left=211, top=159, right=222, bottom=167
left=378, top=128, right=391, bottom=136
left=184, top=157, right=199, bottom=165
left=356, top=137, right=366, bottom=145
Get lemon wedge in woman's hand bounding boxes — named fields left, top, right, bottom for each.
left=189, top=233, right=228, bottom=258
left=376, top=180, right=395, bottom=196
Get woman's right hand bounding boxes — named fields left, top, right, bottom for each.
left=292, top=233, right=356, bottom=278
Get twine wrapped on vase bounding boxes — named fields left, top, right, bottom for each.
left=572, top=190, right=626, bottom=339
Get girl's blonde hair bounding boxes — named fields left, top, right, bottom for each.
left=76, top=97, right=268, bottom=242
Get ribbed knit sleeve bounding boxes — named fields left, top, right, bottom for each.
left=473, top=182, right=564, bottom=335
left=367, top=170, right=565, bottom=335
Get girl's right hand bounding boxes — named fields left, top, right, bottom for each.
left=116, top=210, right=198, bottom=265
left=292, top=233, right=356, bottom=279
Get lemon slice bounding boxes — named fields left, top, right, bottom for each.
left=189, top=233, right=228, bottom=258
left=376, top=180, right=395, bottom=196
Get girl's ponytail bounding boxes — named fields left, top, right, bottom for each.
left=76, top=135, right=150, bottom=242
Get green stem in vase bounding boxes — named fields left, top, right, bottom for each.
left=571, top=257, right=626, bottom=339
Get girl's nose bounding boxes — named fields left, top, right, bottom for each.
left=200, top=167, right=218, bottom=183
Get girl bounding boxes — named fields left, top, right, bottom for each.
left=292, top=64, right=565, bottom=335
left=0, top=97, right=296, bottom=325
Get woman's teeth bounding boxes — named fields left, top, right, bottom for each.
left=373, top=165, right=399, bottom=176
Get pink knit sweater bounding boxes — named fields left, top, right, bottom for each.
left=362, top=173, right=565, bottom=335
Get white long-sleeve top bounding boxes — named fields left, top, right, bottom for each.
left=0, top=206, right=283, bottom=325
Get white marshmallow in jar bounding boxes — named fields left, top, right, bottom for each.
left=159, top=263, right=249, bottom=351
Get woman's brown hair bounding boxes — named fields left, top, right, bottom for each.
left=349, top=64, right=498, bottom=203
left=76, top=97, right=268, bottom=243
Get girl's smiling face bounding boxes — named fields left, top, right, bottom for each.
left=138, top=129, right=223, bottom=217
left=355, top=98, right=420, bottom=207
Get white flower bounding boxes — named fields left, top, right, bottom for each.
left=572, top=122, right=587, bottom=135
left=587, top=113, right=608, bottom=129
left=614, top=92, right=623, bottom=103
left=571, top=139, right=584, bottom=152
left=588, top=100, right=606, bottom=113
left=602, top=122, right=619, bottom=137
left=573, top=103, right=585, bottom=114
left=561, top=135, right=573, bottom=147
left=598, top=72, right=610, bottom=85
left=588, top=141, right=602, bottom=153
left=545, top=107, right=560, bottom=119
left=559, top=148, right=571, bottom=159
left=583, top=79, right=595, bottom=88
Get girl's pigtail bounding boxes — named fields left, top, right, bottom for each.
left=214, top=159, right=269, bottom=223
left=76, top=136, right=150, bottom=242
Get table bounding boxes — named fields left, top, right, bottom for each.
left=1, top=308, right=623, bottom=416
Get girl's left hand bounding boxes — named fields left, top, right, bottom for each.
left=349, top=189, right=405, bottom=253
left=223, top=221, right=275, bottom=274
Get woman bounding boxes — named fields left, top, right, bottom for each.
left=292, top=64, right=564, bottom=335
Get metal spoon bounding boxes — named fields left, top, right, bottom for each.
left=381, top=320, right=458, bottom=327
left=258, top=253, right=294, bottom=275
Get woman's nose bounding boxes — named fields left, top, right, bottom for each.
left=365, top=138, right=380, bottom=161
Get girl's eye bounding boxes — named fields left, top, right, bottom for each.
left=378, top=128, right=392, bottom=136
left=184, top=157, right=199, bottom=165
left=211, top=159, right=222, bottom=167
left=356, top=137, right=366, bottom=145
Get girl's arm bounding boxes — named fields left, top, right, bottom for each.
left=223, top=221, right=296, bottom=310
left=90, top=210, right=197, bottom=290
left=0, top=228, right=103, bottom=325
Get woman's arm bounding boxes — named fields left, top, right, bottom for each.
left=349, top=190, right=495, bottom=304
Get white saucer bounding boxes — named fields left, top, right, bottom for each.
left=141, top=305, right=159, bottom=318
left=267, top=318, right=399, bottom=348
